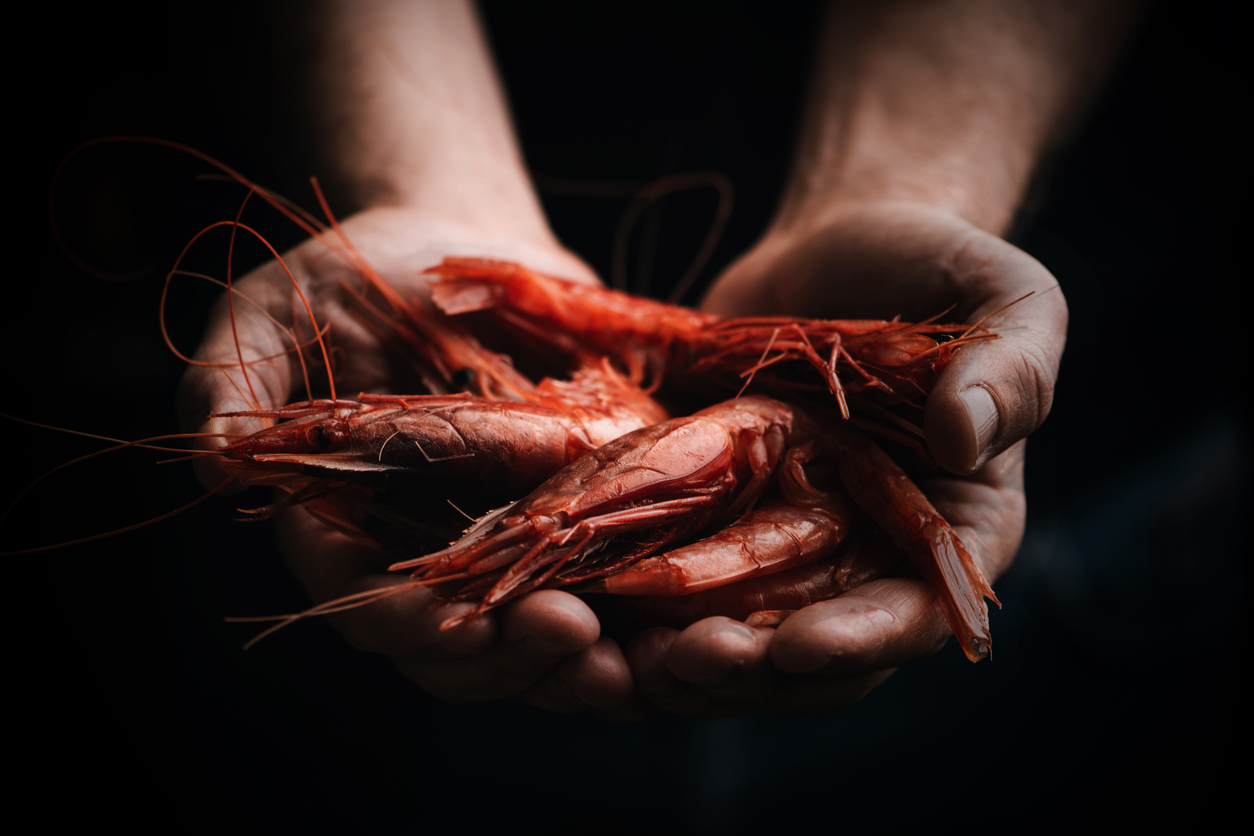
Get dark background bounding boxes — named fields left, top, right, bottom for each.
left=9, top=2, right=1248, bottom=832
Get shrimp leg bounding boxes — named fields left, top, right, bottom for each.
left=425, top=257, right=997, bottom=409
left=392, top=397, right=810, bottom=626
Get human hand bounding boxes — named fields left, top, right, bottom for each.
left=626, top=200, right=1065, bottom=715
left=178, top=206, right=635, bottom=713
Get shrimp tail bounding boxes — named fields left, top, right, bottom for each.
left=824, top=423, right=998, bottom=662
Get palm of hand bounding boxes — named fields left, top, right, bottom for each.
left=623, top=201, right=1065, bottom=715
left=179, top=206, right=635, bottom=712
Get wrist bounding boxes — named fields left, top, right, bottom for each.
left=344, top=205, right=597, bottom=285
left=773, top=139, right=1028, bottom=238
left=347, top=143, right=554, bottom=245
left=770, top=0, right=1109, bottom=239
left=758, top=197, right=980, bottom=253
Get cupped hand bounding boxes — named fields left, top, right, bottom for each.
left=628, top=200, right=1065, bottom=714
left=177, top=205, right=635, bottom=713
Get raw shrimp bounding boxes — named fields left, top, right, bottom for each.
left=391, top=397, right=813, bottom=618
left=391, top=395, right=997, bottom=661
left=46, top=140, right=994, bottom=659
left=215, top=367, right=666, bottom=495
left=609, top=529, right=910, bottom=628
left=426, top=257, right=1002, bottom=419
left=589, top=490, right=859, bottom=597
left=200, top=360, right=671, bottom=555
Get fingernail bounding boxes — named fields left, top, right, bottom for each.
left=961, top=387, right=1000, bottom=470
left=716, top=622, right=756, bottom=643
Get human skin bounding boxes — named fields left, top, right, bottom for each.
left=181, top=0, right=1135, bottom=716
left=624, top=0, right=1136, bottom=715
left=180, top=0, right=633, bottom=713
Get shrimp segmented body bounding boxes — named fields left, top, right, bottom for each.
left=217, top=367, right=665, bottom=490
left=427, top=257, right=1000, bottom=418
left=204, top=365, right=670, bottom=551
left=614, top=529, right=910, bottom=628
left=589, top=490, right=858, bottom=597
left=388, top=394, right=997, bottom=659
left=30, top=138, right=1003, bottom=665
left=391, top=397, right=812, bottom=623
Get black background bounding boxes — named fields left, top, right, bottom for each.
left=9, top=2, right=1248, bottom=832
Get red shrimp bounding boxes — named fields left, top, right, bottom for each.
left=608, top=529, right=909, bottom=629
left=215, top=368, right=665, bottom=493
left=30, top=140, right=691, bottom=566
left=390, top=397, right=808, bottom=618
left=425, top=257, right=1003, bottom=419
left=823, top=421, right=1000, bottom=661
left=198, top=362, right=671, bottom=556
left=389, top=395, right=997, bottom=661
left=44, top=141, right=994, bottom=658
left=588, top=490, right=858, bottom=597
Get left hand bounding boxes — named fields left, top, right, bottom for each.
left=625, top=200, right=1065, bottom=715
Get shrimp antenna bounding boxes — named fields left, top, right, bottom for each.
left=167, top=270, right=332, bottom=369
left=0, top=475, right=235, bottom=556
left=609, top=171, right=734, bottom=303
left=52, top=137, right=349, bottom=273
left=0, top=411, right=242, bottom=526
left=224, top=188, right=261, bottom=407
left=159, top=220, right=335, bottom=403
left=55, top=138, right=361, bottom=403
left=227, top=582, right=428, bottom=650
left=959, top=291, right=1035, bottom=340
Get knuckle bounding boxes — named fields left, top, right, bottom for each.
left=1015, top=339, right=1060, bottom=432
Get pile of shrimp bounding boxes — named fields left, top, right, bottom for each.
left=32, top=139, right=1003, bottom=663
left=212, top=250, right=1001, bottom=662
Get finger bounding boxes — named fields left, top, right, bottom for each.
left=275, top=505, right=498, bottom=659
left=274, top=465, right=608, bottom=704
left=763, top=446, right=1024, bottom=678
left=498, top=589, right=603, bottom=666
left=658, top=618, right=780, bottom=715
left=769, top=576, right=951, bottom=676
left=631, top=620, right=890, bottom=716
left=395, top=592, right=601, bottom=703
left=624, top=627, right=725, bottom=716
left=925, top=233, right=1068, bottom=474
left=666, top=617, right=776, bottom=693
left=518, top=637, right=635, bottom=713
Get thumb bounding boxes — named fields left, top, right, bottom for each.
left=924, top=238, right=1068, bottom=474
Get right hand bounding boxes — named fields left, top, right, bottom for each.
left=177, top=205, right=636, bottom=713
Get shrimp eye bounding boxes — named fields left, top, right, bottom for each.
left=304, top=421, right=349, bottom=452
left=304, top=425, right=332, bottom=451
left=451, top=368, right=477, bottom=392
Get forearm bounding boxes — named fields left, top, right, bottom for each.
left=776, top=0, right=1138, bottom=235
left=276, top=0, right=551, bottom=241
